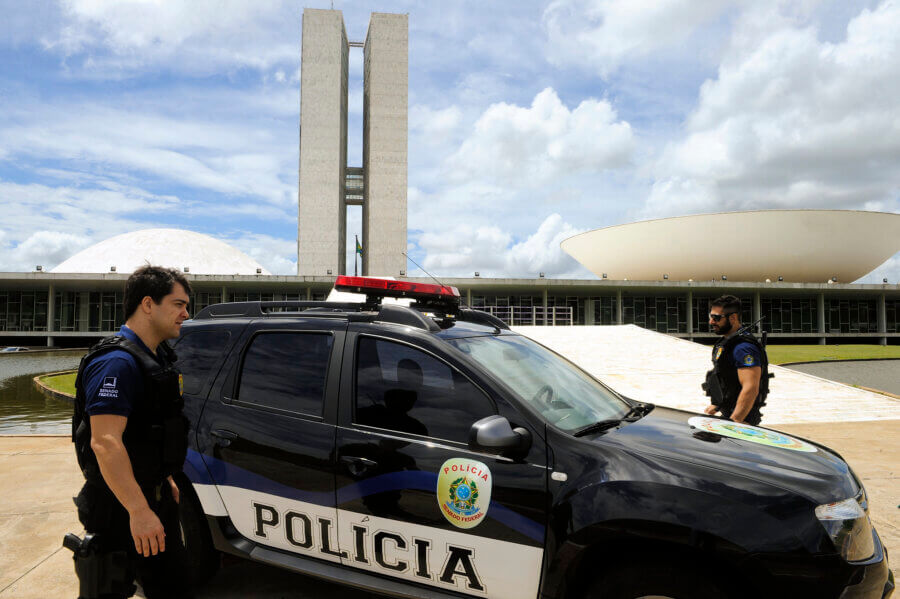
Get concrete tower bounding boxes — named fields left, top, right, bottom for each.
left=298, top=9, right=407, bottom=277
left=298, top=9, right=349, bottom=276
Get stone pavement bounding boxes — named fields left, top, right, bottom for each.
left=515, top=325, right=900, bottom=425
left=2, top=326, right=898, bottom=597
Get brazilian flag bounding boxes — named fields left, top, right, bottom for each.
left=355, top=236, right=363, bottom=256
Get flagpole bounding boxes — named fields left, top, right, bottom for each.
left=355, top=235, right=359, bottom=276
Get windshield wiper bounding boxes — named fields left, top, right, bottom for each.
left=572, top=419, right=626, bottom=437
left=572, top=403, right=651, bottom=438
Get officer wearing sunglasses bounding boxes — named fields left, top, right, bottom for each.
left=702, top=295, right=769, bottom=425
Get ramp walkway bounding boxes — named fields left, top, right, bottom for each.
left=514, top=325, right=900, bottom=425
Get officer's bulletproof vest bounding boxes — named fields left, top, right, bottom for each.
left=710, top=332, right=770, bottom=416
left=73, top=336, right=188, bottom=488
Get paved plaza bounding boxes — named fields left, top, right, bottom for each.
left=1, top=326, right=897, bottom=598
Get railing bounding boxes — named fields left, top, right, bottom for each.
left=476, top=305, right=574, bottom=326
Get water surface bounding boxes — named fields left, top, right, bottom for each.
left=0, top=351, right=84, bottom=434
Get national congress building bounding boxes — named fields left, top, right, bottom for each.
left=1, top=9, right=899, bottom=348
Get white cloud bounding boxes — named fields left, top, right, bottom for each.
left=445, top=88, right=634, bottom=188
left=0, top=101, right=296, bottom=207
left=0, top=231, right=93, bottom=272
left=46, top=0, right=300, bottom=77
left=543, top=0, right=732, bottom=75
left=222, top=232, right=297, bottom=276
left=645, top=0, right=900, bottom=217
left=0, top=179, right=182, bottom=271
left=417, top=214, right=589, bottom=278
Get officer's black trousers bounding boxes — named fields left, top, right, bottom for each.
left=75, top=480, right=193, bottom=599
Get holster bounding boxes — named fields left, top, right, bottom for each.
left=64, top=533, right=136, bottom=599
left=702, top=369, right=724, bottom=406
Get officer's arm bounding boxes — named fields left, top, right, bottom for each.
left=90, top=414, right=166, bottom=557
left=731, top=367, right=761, bottom=423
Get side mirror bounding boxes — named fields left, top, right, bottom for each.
left=469, top=415, right=532, bottom=458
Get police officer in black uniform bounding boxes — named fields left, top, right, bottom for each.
left=69, top=266, right=193, bottom=599
left=703, top=295, right=769, bottom=425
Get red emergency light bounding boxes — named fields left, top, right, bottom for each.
left=334, top=276, right=460, bottom=300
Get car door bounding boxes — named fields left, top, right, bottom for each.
left=197, top=319, right=346, bottom=563
left=334, top=326, right=548, bottom=599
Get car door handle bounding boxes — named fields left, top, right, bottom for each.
left=340, top=456, right=378, bottom=476
left=211, top=429, right=238, bottom=447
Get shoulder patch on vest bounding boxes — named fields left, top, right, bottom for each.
left=742, top=354, right=756, bottom=366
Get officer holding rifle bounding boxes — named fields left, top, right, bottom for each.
left=703, top=295, right=771, bottom=426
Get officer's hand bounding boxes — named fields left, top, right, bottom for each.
left=167, top=475, right=180, bottom=504
left=704, top=404, right=718, bottom=415
left=130, top=506, right=165, bottom=557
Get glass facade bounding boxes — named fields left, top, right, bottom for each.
left=760, top=297, right=817, bottom=333
left=624, top=295, right=688, bottom=333
left=887, top=299, right=900, bottom=333
left=825, top=299, right=878, bottom=333
left=692, top=296, right=752, bottom=333
left=0, top=290, right=49, bottom=331
left=590, top=296, right=618, bottom=325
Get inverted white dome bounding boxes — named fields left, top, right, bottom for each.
left=561, top=210, right=900, bottom=283
left=51, top=229, right=271, bottom=275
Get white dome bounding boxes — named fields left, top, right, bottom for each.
left=51, top=229, right=271, bottom=275
left=561, top=210, right=900, bottom=283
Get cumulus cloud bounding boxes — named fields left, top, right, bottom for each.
left=645, top=0, right=900, bottom=217
left=45, top=0, right=300, bottom=77
left=417, top=214, right=589, bottom=278
left=445, top=88, right=634, bottom=188
left=0, top=179, right=181, bottom=271
left=222, top=232, right=297, bottom=276
left=0, top=231, right=93, bottom=272
left=543, top=0, right=732, bottom=75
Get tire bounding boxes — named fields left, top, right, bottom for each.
left=587, top=563, right=728, bottom=599
left=177, top=482, right=221, bottom=588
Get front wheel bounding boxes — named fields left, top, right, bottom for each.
left=587, top=563, right=728, bottom=599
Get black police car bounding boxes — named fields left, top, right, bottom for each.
left=173, top=276, right=893, bottom=599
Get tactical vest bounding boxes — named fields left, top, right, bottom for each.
left=73, top=335, right=188, bottom=488
left=705, top=332, right=770, bottom=422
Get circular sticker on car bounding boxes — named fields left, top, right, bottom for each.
left=688, top=417, right=817, bottom=452
left=437, top=458, right=492, bottom=529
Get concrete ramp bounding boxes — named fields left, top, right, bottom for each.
left=512, top=325, right=900, bottom=425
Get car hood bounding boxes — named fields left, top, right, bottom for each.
left=594, top=406, right=858, bottom=503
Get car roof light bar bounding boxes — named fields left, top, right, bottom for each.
left=334, top=276, right=460, bottom=300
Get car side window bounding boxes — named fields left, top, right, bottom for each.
left=238, top=332, right=332, bottom=416
left=355, top=337, right=495, bottom=443
left=172, top=330, right=231, bottom=395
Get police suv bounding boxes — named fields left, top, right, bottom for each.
left=173, top=277, right=893, bottom=599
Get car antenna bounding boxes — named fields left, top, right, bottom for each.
left=402, top=251, right=469, bottom=309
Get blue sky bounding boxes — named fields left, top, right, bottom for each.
left=0, top=0, right=898, bottom=281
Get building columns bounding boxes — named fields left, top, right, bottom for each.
left=818, top=293, right=826, bottom=345
left=752, top=292, right=761, bottom=334
left=686, top=290, right=693, bottom=338
left=877, top=293, right=887, bottom=346
left=585, top=299, right=595, bottom=326
left=46, top=283, right=55, bottom=347
left=616, top=290, right=623, bottom=325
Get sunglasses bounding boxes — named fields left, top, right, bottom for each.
left=708, top=312, right=735, bottom=321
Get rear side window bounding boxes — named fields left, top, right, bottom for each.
left=355, top=337, right=494, bottom=442
left=173, top=330, right=231, bottom=395
left=238, top=332, right=332, bottom=416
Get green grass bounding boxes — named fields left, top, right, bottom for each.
left=766, top=345, right=900, bottom=365
left=39, top=371, right=77, bottom=397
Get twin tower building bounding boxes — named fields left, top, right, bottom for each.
left=298, top=9, right=408, bottom=277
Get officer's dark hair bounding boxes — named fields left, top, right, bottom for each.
left=123, top=265, right=192, bottom=319
left=710, top=294, right=741, bottom=316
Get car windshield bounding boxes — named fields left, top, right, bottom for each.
left=446, top=334, right=630, bottom=431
